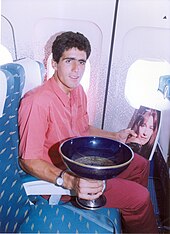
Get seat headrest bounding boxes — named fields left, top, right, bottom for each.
left=0, top=44, right=13, bottom=65
left=14, top=58, right=45, bottom=95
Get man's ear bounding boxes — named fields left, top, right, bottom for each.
left=51, top=59, right=57, bottom=70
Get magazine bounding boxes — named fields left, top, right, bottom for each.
left=125, top=106, right=162, bottom=160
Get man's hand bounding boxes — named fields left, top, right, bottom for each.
left=75, top=178, right=104, bottom=200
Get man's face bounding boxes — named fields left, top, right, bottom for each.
left=52, top=47, right=87, bottom=94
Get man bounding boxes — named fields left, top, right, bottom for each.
left=18, top=31, right=158, bottom=233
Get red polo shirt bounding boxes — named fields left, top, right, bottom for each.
left=18, top=76, right=89, bottom=166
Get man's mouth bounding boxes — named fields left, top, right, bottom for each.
left=70, top=76, right=79, bottom=79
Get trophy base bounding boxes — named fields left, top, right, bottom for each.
left=76, top=195, right=106, bottom=210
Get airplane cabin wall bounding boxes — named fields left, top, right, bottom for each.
left=1, top=0, right=170, bottom=162
left=1, top=0, right=117, bottom=126
left=103, top=0, right=170, bottom=162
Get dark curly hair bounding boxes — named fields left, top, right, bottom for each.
left=52, top=31, right=91, bottom=63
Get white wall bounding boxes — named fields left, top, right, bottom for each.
left=2, top=0, right=115, bottom=60
left=103, top=0, right=170, bottom=161
left=1, top=0, right=116, bottom=126
left=1, top=0, right=170, bottom=162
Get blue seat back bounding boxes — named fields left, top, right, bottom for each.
left=0, top=68, right=31, bottom=233
left=1, top=63, right=25, bottom=170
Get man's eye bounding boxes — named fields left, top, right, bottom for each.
left=66, top=59, right=71, bottom=63
left=80, top=61, right=86, bottom=65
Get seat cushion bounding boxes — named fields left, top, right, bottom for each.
left=18, top=202, right=121, bottom=233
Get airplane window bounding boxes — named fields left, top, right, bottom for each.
left=125, top=59, right=170, bottom=110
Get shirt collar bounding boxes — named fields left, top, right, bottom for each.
left=49, top=76, right=77, bottom=107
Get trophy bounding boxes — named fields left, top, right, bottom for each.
left=59, top=136, right=133, bottom=210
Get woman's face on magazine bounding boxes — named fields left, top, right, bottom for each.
left=138, top=115, right=154, bottom=145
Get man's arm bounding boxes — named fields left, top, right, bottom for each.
left=19, top=158, right=63, bottom=184
left=88, top=125, right=137, bottom=143
left=19, top=158, right=104, bottom=200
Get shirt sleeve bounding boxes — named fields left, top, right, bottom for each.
left=18, top=97, right=49, bottom=160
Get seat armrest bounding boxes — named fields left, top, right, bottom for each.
left=21, top=173, right=75, bottom=196
left=23, top=180, right=75, bottom=196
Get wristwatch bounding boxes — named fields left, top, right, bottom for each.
left=55, top=170, right=66, bottom=187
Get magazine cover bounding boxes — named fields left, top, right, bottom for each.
left=126, top=106, right=162, bottom=160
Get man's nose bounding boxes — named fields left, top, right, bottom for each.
left=72, top=61, right=79, bottom=72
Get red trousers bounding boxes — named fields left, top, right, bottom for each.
left=104, top=153, right=158, bottom=233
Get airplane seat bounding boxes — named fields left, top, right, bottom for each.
left=0, top=68, right=30, bottom=232
left=36, top=60, right=46, bottom=82
left=14, top=57, right=45, bottom=96
left=0, top=69, right=15, bottom=130
left=0, top=66, right=121, bottom=234
left=0, top=62, right=25, bottom=116
left=1, top=63, right=25, bottom=172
